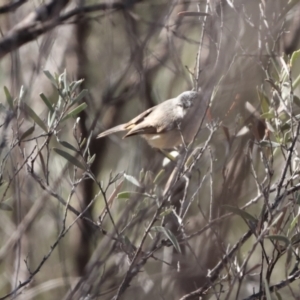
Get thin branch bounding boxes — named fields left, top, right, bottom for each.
left=0, top=2, right=125, bottom=60
left=0, top=0, right=28, bottom=14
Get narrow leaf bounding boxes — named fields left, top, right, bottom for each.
left=261, top=111, right=275, bottom=120
left=40, top=93, right=54, bottom=112
left=83, top=130, right=93, bottom=157
left=80, top=138, right=86, bottom=148
left=38, top=150, right=47, bottom=179
left=59, top=140, right=78, bottom=152
left=70, top=79, right=84, bottom=93
left=19, top=124, right=35, bottom=140
left=290, top=49, right=300, bottom=67
left=53, top=148, right=85, bottom=169
left=61, top=103, right=87, bottom=122
left=153, top=169, right=165, bottom=185
left=87, top=153, right=96, bottom=165
left=117, top=192, right=132, bottom=199
left=124, top=173, right=141, bottom=187
left=48, top=110, right=56, bottom=128
left=275, top=290, right=283, bottom=300
left=223, top=205, right=257, bottom=222
left=159, top=208, right=173, bottom=217
left=265, top=234, right=290, bottom=247
left=152, top=226, right=181, bottom=253
left=24, top=103, right=48, bottom=132
left=117, top=191, right=152, bottom=199
left=289, top=213, right=300, bottom=232
left=71, top=89, right=88, bottom=105
left=178, top=11, right=210, bottom=17
left=4, top=86, right=13, bottom=109
left=293, top=74, right=300, bottom=90
left=43, top=70, right=58, bottom=87
left=291, top=232, right=300, bottom=246
left=293, top=95, right=300, bottom=107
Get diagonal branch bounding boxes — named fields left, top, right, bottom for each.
left=0, top=2, right=125, bottom=60
left=0, top=0, right=28, bottom=14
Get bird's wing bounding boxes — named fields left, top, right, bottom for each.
left=125, top=100, right=180, bottom=136
left=124, top=106, right=156, bottom=128
left=123, top=106, right=160, bottom=137
left=98, top=106, right=157, bottom=139
left=124, top=124, right=157, bottom=137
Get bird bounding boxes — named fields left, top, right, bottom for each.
left=97, top=91, right=206, bottom=149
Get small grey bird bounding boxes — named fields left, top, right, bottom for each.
left=97, top=91, right=206, bottom=149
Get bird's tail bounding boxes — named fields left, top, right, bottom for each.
left=96, top=124, right=127, bottom=139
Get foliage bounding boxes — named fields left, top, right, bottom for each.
left=1, top=1, right=300, bottom=300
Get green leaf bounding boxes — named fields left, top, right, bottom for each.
left=124, top=173, right=141, bottom=187
left=43, top=70, right=58, bottom=88
left=291, top=232, right=300, bottom=246
left=223, top=205, right=257, bottom=222
left=290, top=49, right=300, bottom=67
left=53, top=148, right=85, bottom=169
left=19, top=124, right=35, bottom=140
left=4, top=86, right=13, bottom=109
left=116, top=191, right=152, bottom=199
left=58, top=140, right=78, bottom=152
left=289, top=211, right=299, bottom=232
left=153, top=169, right=165, bottom=185
left=292, top=73, right=300, bottom=90
left=24, top=103, right=48, bottom=132
left=70, top=79, right=84, bottom=93
left=275, top=291, right=282, bottom=300
left=48, top=110, right=56, bottom=128
left=261, top=111, right=275, bottom=120
left=117, top=191, right=132, bottom=199
left=265, top=234, right=290, bottom=247
left=159, top=207, right=173, bottom=217
left=152, top=226, right=181, bottom=253
left=83, top=130, right=93, bottom=157
left=71, top=89, right=88, bottom=106
left=293, top=95, right=300, bottom=108
left=61, top=103, right=87, bottom=122
left=38, top=150, right=47, bottom=179
left=80, top=138, right=86, bottom=148
left=40, top=93, right=54, bottom=113
left=87, top=153, right=96, bottom=165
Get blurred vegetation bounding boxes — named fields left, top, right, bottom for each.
left=1, top=0, right=300, bottom=300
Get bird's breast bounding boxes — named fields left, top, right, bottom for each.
left=142, top=131, right=183, bottom=149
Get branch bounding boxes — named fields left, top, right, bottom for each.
left=243, top=269, right=300, bottom=300
left=0, top=0, right=28, bottom=14
left=0, top=2, right=125, bottom=60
